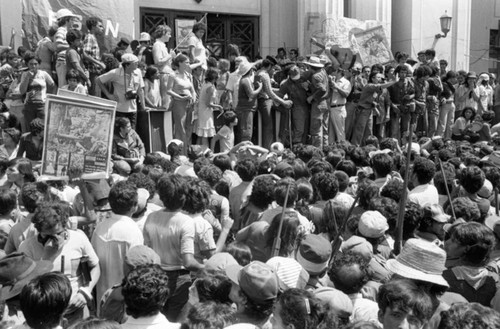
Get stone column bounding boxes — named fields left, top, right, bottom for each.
left=348, top=0, right=392, bottom=43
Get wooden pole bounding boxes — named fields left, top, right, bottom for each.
left=438, top=158, right=456, bottom=221
left=272, top=183, right=291, bottom=257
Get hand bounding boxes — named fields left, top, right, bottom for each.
left=301, top=81, right=310, bottom=90
left=169, top=50, right=176, bottom=59
left=307, top=96, right=313, bottom=104
left=11, top=28, right=15, bottom=36
left=69, top=293, right=87, bottom=309
left=86, top=79, right=92, bottom=88
left=98, top=62, right=106, bottom=70
left=256, top=81, right=262, bottom=89
left=67, top=167, right=83, bottom=183
left=283, top=100, right=293, bottom=109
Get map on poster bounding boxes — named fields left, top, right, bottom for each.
left=41, top=94, right=116, bottom=180
left=353, top=26, right=393, bottom=67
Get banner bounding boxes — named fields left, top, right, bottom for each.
left=41, top=94, right=116, bottom=180
left=353, top=26, right=393, bottom=67
left=22, top=0, right=134, bottom=53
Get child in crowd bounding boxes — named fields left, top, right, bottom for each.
left=144, top=65, right=161, bottom=108
left=59, top=69, right=88, bottom=94
left=197, top=68, right=222, bottom=148
left=211, top=111, right=237, bottom=153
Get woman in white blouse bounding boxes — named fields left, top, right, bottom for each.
left=152, top=25, right=176, bottom=109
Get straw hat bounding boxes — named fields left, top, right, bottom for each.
left=56, top=9, right=81, bottom=21
left=237, top=61, right=255, bottom=76
left=139, top=32, right=151, bottom=42
left=305, top=56, right=324, bottom=68
left=386, top=238, right=449, bottom=287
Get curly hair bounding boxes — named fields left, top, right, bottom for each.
left=235, top=159, right=257, bottom=182
left=184, top=301, right=235, bottom=329
left=198, top=165, right=223, bottom=188
left=459, top=166, right=485, bottom=194
left=446, top=197, right=480, bottom=222
left=308, top=159, right=334, bottom=175
left=349, top=147, right=369, bottom=167
left=32, top=201, right=70, bottom=232
left=379, top=138, right=398, bottom=152
left=153, top=24, right=171, bottom=39
left=336, top=160, right=357, bottom=177
left=372, top=153, right=393, bottom=177
left=311, top=172, right=339, bottom=201
left=193, top=157, right=211, bottom=176
left=277, top=288, right=338, bottom=329
left=225, top=242, right=252, bottom=266
left=438, top=302, right=500, bottom=329
left=213, top=154, right=232, bottom=172
left=248, top=175, right=276, bottom=209
left=183, top=178, right=211, bottom=214
left=412, top=157, right=436, bottom=185
left=194, top=271, right=232, bottom=304
left=127, top=173, right=156, bottom=200
left=274, top=178, right=298, bottom=207
left=358, top=180, right=379, bottom=209
left=319, top=200, right=348, bottom=238
left=483, top=166, right=500, bottom=190
left=434, top=166, right=456, bottom=196
left=328, top=251, right=370, bottom=295
left=403, top=202, right=423, bottom=241
left=122, top=264, right=169, bottom=319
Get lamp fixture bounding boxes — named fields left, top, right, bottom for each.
left=435, top=11, right=452, bottom=39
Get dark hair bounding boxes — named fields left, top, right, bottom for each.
left=0, top=189, right=17, bottom=215
left=248, top=176, right=276, bottom=209
left=213, top=154, right=232, bottom=172
left=225, top=242, right=252, bottom=266
left=86, top=17, right=102, bottom=31
left=144, top=65, right=159, bottom=81
left=29, top=117, right=45, bottom=135
left=319, top=200, right=348, bottom=239
left=205, top=67, right=219, bottom=83
left=274, top=178, right=298, bottom=207
left=192, top=22, right=207, bottom=34
left=446, top=197, right=480, bottom=222
left=20, top=272, right=72, bottom=329
left=311, top=172, right=339, bottom=201
left=127, top=173, right=156, bottom=200
left=403, top=202, right=423, bottom=241
left=115, top=117, right=131, bottom=130
left=372, top=153, right=393, bottom=177
left=66, top=29, right=82, bottom=45
left=71, top=318, right=121, bottom=329
left=24, top=51, right=41, bottom=64
left=434, top=167, right=456, bottom=196
left=377, top=279, right=433, bottom=324
left=277, top=288, right=338, bottom=329
left=333, top=170, right=349, bottom=192
left=336, top=160, right=357, bottom=177
left=184, top=301, right=235, bottom=329
left=438, top=302, right=500, bottom=329
left=451, top=222, right=495, bottom=265
left=32, top=201, right=69, bottom=232
left=328, top=251, right=370, bottom=295
left=308, top=159, right=334, bottom=176
left=153, top=25, right=171, bottom=39
left=9, top=157, right=36, bottom=183
left=183, top=178, right=211, bottom=214
left=459, top=166, right=485, bottom=194
left=369, top=197, right=399, bottom=235
left=198, top=165, right=223, bottom=188
left=358, top=180, right=380, bottom=209
left=412, top=157, right=436, bottom=185
left=222, top=111, right=237, bottom=126
left=65, top=68, right=81, bottom=82
left=108, top=181, right=138, bottom=215
left=193, top=157, right=211, bottom=175
left=235, top=159, right=257, bottom=182
left=266, top=211, right=301, bottom=257
left=194, top=271, right=232, bottom=304
left=122, top=264, right=169, bottom=318
left=157, top=174, right=187, bottom=211
left=173, top=54, right=189, bottom=67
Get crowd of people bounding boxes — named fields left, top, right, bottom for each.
left=1, top=6, right=500, bottom=329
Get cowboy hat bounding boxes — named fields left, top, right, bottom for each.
left=56, top=9, right=82, bottom=21
left=139, top=32, right=151, bottom=42
left=0, top=253, right=53, bottom=300
left=237, top=61, right=255, bottom=76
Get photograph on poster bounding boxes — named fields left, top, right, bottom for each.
left=41, top=95, right=116, bottom=180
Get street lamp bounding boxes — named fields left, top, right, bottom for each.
left=435, top=11, right=452, bottom=39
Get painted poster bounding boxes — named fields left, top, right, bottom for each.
left=175, top=19, right=196, bottom=54
left=353, top=26, right=393, bottom=67
left=41, top=94, right=116, bottom=180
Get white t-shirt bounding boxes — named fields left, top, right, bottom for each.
left=98, top=67, right=144, bottom=113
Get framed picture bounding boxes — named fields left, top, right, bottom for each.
left=40, top=94, right=116, bottom=180
left=175, top=19, right=196, bottom=53
left=353, top=26, right=393, bottom=67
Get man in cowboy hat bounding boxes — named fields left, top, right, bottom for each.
left=305, top=55, right=330, bottom=148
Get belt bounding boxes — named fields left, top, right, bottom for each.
left=164, top=269, right=190, bottom=275
left=330, top=103, right=346, bottom=108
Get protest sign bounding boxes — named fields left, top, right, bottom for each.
left=40, top=94, right=116, bottom=180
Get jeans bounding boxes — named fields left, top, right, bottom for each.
left=162, top=270, right=192, bottom=322
left=329, top=105, right=346, bottom=143
left=171, top=99, right=192, bottom=154
left=309, top=100, right=329, bottom=148
left=292, top=104, right=310, bottom=144
left=23, top=102, right=45, bottom=128
left=56, top=59, right=67, bottom=87
left=235, top=108, right=254, bottom=143
left=350, top=107, right=373, bottom=146
left=345, top=102, right=357, bottom=141
left=436, top=102, right=455, bottom=139
left=257, top=98, right=274, bottom=149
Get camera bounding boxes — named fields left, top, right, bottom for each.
left=125, top=90, right=138, bottom=100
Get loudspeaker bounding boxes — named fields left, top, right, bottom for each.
left=137, top=109, right=173, bottom=153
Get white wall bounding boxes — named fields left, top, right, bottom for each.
left=0, top=0, right=23, bottom=48
left=469, top=0, right=498, bottom=74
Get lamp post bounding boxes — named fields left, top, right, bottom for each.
left=435, top=11, right=452, bottom=39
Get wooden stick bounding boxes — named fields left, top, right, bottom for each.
left=272, top=183, right=291, bottom=257
left=438, top=158, right=456, bottom=221
left=496, top=188, right=499, bottom=216
left=394, top=123, right=415, bottom=255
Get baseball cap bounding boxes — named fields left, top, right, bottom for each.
left=314, top=287, right=353, bottom=319
left=225, top=261, right=279, bottom=303
left=296, top=234, right=332, bottom=274
left=205, top=252, right=238, bottom=272
left=358, top=211, right=389, bottom=238
left=125, top=245, right=161, bottom=269
left=266, top=256, right=309, bottom=289
left=139, top=32, right=151, bottom=42
left=341, top=235, right=373, bottom=261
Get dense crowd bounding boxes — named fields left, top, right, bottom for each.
left=1, top=7, right=500, bottom=329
